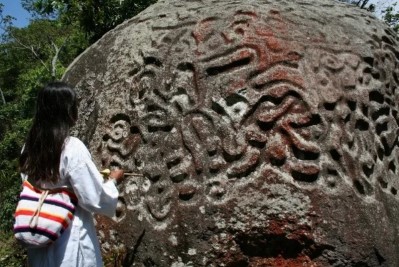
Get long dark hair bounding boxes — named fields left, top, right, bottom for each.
left=19, top=82, right=78, bottom=184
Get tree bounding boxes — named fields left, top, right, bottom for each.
left=338, top=0, right=399, bottom=33
left=337, top=0, right=376, bottom=12
left=0, top=2, right=87, bottom=241
left=382, top=3, right=399, bottom=32
left=0, top=1, right=159, bottom=264
left=1, top=9, right=87, bottom=79
left=23, top=0, right=158, bottom=42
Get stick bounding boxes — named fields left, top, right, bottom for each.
left=124, top=172, right=144, bottom=177
left=100, top=169, right=144, bottom=177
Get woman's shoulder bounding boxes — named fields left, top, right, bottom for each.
left=64, top=136, right=86, bottom=149
left=61, top=137, right=93, bottom=172
left=65, top=136, right=85, bottom=146
left=63, top=137, right=91, bottom=158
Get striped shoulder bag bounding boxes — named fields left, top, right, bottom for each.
left=13, top=180, right=78, bottom=248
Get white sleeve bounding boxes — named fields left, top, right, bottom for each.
left=66, top=143, right=119, bottom=217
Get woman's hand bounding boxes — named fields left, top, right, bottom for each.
left=109, top=168, right=124, bottom=184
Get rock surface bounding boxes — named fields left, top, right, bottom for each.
left=63, top=0, right=399, bottom=266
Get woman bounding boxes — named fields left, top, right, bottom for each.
left=19, top=81, right=124, bottom=267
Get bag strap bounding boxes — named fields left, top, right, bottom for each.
left=23, top=179, right=77, bottom=201
left=29, top=189, right=49, bottom=229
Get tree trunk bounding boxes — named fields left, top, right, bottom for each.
left=0, top=87, right=5, bottom=105
left=51, top=42, right=60, bottom=79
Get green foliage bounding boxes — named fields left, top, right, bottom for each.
left=0, top=121, right=28, bottom=267
left=0, top=172, right=21, bottom=231
left=0, top=231, right=27, bottom=267
left=0, top=4, right=15, bottom=43
left=382, top=3, right=399, bottom=33
left=0, top=119, right=31, bottom=233
left=0, top=0, right=157, bottom=265
left=25, top=0, right=157, bottom=42
left=0, top=5, right=77, bottom=266
left=338, top=0, right=399, bottom=31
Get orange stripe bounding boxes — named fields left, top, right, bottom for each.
left=23, top=180, right=40, bottom=192
left=15, top=209, right=72, bottom=229
left=15, top=207, right=36, bottom=214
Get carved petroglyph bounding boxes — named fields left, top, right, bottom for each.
left=93, top=6, right=399, bottom=226
left=63, top=0, right=399, bottom=265
left=100, top=115, right=141, bottom=169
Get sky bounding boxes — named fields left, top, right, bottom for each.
left=0, top=0, right=31, bottom=29
left=372, top=0, right=399, bottom=15
left=0, top=0, right=398, bottom=33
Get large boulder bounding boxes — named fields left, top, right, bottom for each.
left=63, top=0, right=399, bottom=266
